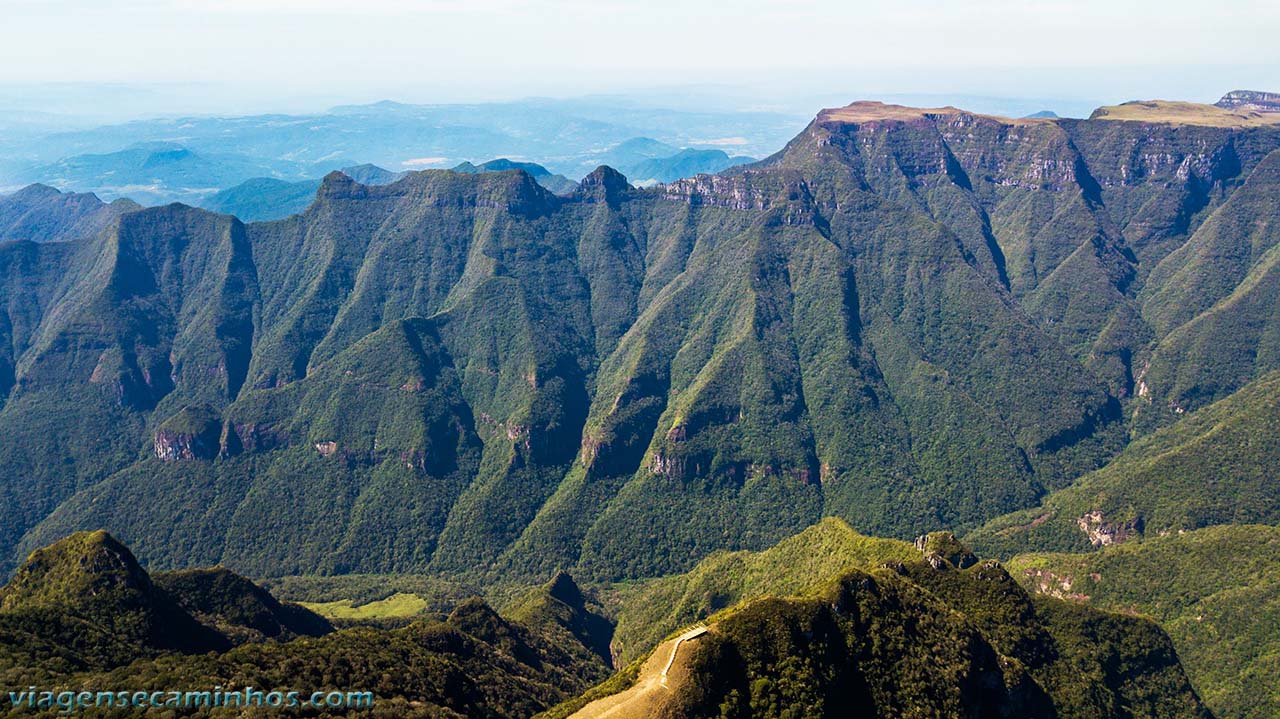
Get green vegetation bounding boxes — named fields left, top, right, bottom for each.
left=0, top=532, right=612, bottom=718
left=1, top=103, right=1279, bottom=598
left=608, top=518, right=916, bottom=663
left=264, top=572, right=482, bottom=609
left=0, top=518, right=1232, bottom=718
left=1090, top=100, right=1280, bottom=127
left=622, top=148, right=755, bottom=184
left=969, top=371, right=1280, bottom=557
left=0, top=531, right=325, bottom=681
left=507, top=571, right=616, bottom=666
left=649, top=550, right=1209, bottom=718
left=200, top=177, right=322, bottom=222
left=452, top=159, right=578, bottom=194
left=0, top=183, right=137, bottom=243
left=153, top=566, right=332, bottom=642
left=534, top=652, right=649, bottom=719
left=1008, top=525, right=1280, bottom=719
left=1138, top=150, right=1280, bottom=422
left=301, top=592, right=431, bottom=621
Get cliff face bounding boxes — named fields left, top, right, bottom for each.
left=152, top=405, right=223, bottom=461
left=1, top=104, right=1278, bottom=584
left=765, top=102, right=1280, bottom=404
left=1216, top=89, right=1280, bottom=113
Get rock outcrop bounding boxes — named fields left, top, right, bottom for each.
left=153, top=405, right=222, bottom=461
left=1077, top=509, right=1144, bottom=546
left=915, top=531, right=979, bottom=569
left=1215, top=90, right=1280, bottom=113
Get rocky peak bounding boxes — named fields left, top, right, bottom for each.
left=576, top=165, right=631, bottom=205
left=490, top=168, right=556, bottom=214
left=447, top=597, right=519, bottom=647
left=11, top=183, right=69, bottom=201
left=316, top=170, right=368, bottom=200
left=914, top=531, right=979, bottom=570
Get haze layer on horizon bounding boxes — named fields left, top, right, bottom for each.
left=1, top=0, right=1277, bottom=120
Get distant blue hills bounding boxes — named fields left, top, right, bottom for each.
left=0, top=97, right=807, bottom=207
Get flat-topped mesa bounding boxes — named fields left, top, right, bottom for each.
left=1090, top=99, right=1280, bottom=127
left=1215, top=90, right=1280, bottom=113
left=778, top=100, right=1083, bottom=193
left=317, top=165, right=554, bottom=215
left=816, top=100, right=1050, bottom=127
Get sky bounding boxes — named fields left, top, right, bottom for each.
left=0, top=0, right=1277, bottom=117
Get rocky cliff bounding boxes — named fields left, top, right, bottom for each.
left=1, top=101, right=1278, bottom=586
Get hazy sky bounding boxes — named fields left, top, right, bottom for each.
left=1, top=0, right=1277, bottom=115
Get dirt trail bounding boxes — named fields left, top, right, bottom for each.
left=567, top=625, right=709, bottom=719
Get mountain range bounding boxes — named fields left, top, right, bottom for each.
left=0, top=528, right=1213, bottom=719
left=0, top=98, right=807, bottom=205
left=1, top=95, right=1278, bottom=584
left=1, top=90, right=1280, bottom=717
left=621, top=148, right=756, bottom=186
left=11, top=142, right=315, bottom=206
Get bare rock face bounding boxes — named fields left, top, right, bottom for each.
left=1076, top=510, right=1144, bottom=546
left=1216, top=90, right=1280, bottom=113
left=1020, top=567, right=1091, bottom=601
left=153, top=405, right=221, bottom=462
left=224, top=422, right=285, bottom=454
left=649, top=451, right=686, bottom=481
left=914, top=531, right=979, bottom=569
left=154, top=429, right=218, bottom=462
left=662, top=171, right=815, bottom=223
left=575, top=165, right=631, bottom=205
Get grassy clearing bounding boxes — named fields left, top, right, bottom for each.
left=1090, top=100, right=1280, bottom=127
left=300, top=591, right=431, bottom=620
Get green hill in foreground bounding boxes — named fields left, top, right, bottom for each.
left=0, top=531, right=330, bottom=684
left=551, top=523, right=1210, bottom=719
left=0, top=531, right=612, bottom=718
left=0, top=527, right=1219, bottom=719
left=607, top=517, right=918, bottom=663
left=1008, top=524, right=1280, bottom=719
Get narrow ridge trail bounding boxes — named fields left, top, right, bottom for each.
left=567, top=625, right=709, bottom=719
